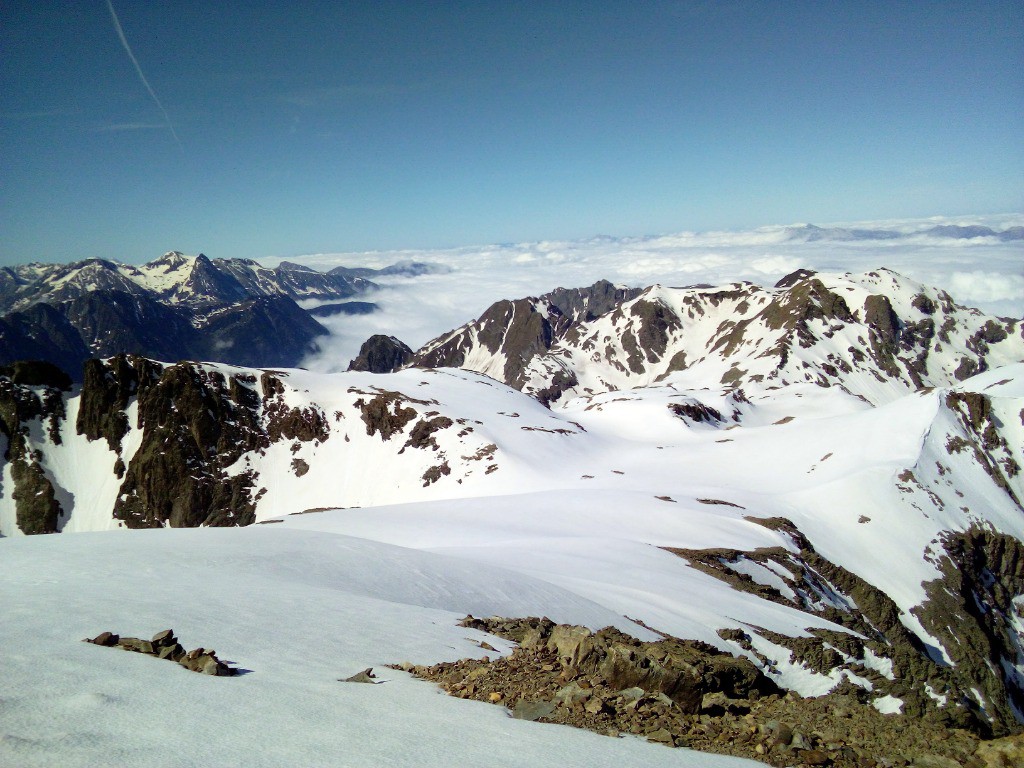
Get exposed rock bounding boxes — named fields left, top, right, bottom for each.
left=348, top=335, right=414, bottom=373
left=401, top=616, right=992, bottom=767
left=85, top=629, right=237, bottom=675
left=354, top=391, right=418, bottom=440
left=340, top=667, right=380, bottom=684
left=975, top=733, right=1024, bottom=767
left=113, top=362, right=268, bottom=528
left=0, top=370, right=67, bottom=533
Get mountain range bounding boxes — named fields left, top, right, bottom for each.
left=1, top=264, right=1022, bottom=765
left=0, top=253, right=457, bottom=373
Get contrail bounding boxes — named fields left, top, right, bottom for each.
left=105, top=0, right=181, bottom=147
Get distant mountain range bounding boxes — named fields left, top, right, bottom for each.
left=783, top=223, right=1024, bottom=243
left=0, top=253, right=447, bottom=373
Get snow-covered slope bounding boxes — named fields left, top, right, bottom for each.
left=0, top=526, right=760, bottom=768
left=2, top=270, right=1023, bottom=764
left=413, top=269, right=1022, bottom=405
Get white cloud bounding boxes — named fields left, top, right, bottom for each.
left=285, top=215, right=1024, bottom=371
left=945, top=271, right=1024, bottom=304
left=747, top=255, right=803, bottom=276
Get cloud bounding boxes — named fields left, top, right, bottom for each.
left=105, top=0, right=181, bottom=148
left=945, top=272, right=1024, bottom=304
left=747, top=255, right=803, bottom=276
left=282, top=215, right=1024, bottom=370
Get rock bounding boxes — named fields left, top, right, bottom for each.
left=554, top=682, right=592, bottom=707
left=618, top=687, right=646, bottom=705
left=157, top=643, right=185, bottom=661
left=347, top=335, right=414, bottom=374
left=546, top=624, right=595, bottom=667
left=584, top=696, right=608, bottom=715
left=646, top=728, right=674, bottom=745
left=200, top=655, right=231, bottom=676
left=911, top=756, right=964, bottom=768
left=151, top=629, right=176, bottom=647
left=774, top=722, right=794, bottom=746
left=512, top=699, right=556, bottom=722
left=87, top=628, right=237, bottom=676
left=118, top=637, right=154, bottom=654
left=975, top=733, right=1024, bottom=767
left=488, top=692, right=503, bottom=703
left=340, top=668, right=379, bottom=684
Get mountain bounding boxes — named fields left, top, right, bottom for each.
left=2, top=268, right=1023, bottom=764
left=410, top=269, right=1022, bottom=406
left=782, top=223, right=1024, bottom=243
left=327, top=260, right=453, bottom=279
left=0, top=253, right=377, bottom=373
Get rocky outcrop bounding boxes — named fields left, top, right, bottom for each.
left=412, top=280, right=642, bottom=392
left=112, top=362, right=269, bottom=528
left=913, top=528, right=1024, bottom=738
left=85, top=628, right=237, bottom=676
left=670, top=516, right=1024, bottom=738
left=403, top=616, right=991, bottom=767
left=0, top=364, right=69, bottom=533
left=348, top=335, right=414, bottom=373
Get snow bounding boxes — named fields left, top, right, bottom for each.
left=0, top=528, right=760, bottom=768
left=2, top=251, right=1023, bottom=764
left=872, top=695, right=904, bottom=715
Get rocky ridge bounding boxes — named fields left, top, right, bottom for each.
left=407, top=270, right=1022, bottom=406
left=404, top=616, right=1009, bottom=768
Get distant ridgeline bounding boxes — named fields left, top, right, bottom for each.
left=361, top=268, right=1024, bottom=406
left=0, top=253, right=449, bottom=374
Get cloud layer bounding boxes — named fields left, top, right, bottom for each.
left=274, top=215, right=1024, bottom=372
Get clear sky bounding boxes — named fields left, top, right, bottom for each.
left=2, top=1, right=1022, bottom=266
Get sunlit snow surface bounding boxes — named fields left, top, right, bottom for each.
left=0, top=529, right=758, bottom=767
left=2, top=360, right=1022, bottom=765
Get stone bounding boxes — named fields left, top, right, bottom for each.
left=975, top=733, right=1024, bottom=768
left=151, top=629, right=175, bottom=647
left=488, top=692, right=503, bottom=703
left=340, top=668, right=379, bottom=684
left=90, top=631, right=119, bottom=647
left=546, top=625, right=594, bottom=667
left=118, top=637, right=154, bottom=654
left=554, top=682, right=592, bottom=707
left=911, top=756, right=962, bottom=768
left=584, top=696, right=608, bottom=715
left=774, top=722, right=794, bottom=746
left=157, top=643, right=184, bottom=661
left=645, top=728, right=674, bottom=745
left=512, top=699, right=556, bottom=722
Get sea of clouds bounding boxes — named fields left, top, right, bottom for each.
left=268, top=214, right=1024, bottom=373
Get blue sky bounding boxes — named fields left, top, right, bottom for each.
left=2, top=1, right=1022, bottom=266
